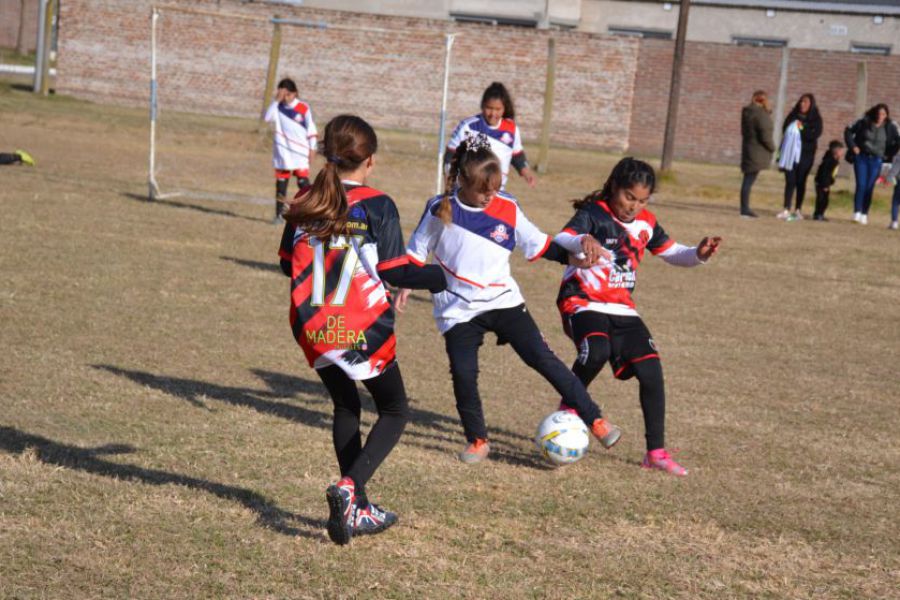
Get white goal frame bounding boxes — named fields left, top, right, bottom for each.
left=148, top=5, right=458, bottom=201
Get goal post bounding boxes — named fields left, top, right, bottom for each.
left=147, top=4, right=459, bottom=203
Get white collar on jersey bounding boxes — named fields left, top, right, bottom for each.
left=340, top=179, right=364, bottom=186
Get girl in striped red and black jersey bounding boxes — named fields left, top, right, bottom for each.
left=279, top=115, right=446, bottom=545
left=397, top=134, right=620, bottom=464
left=445, top=82, right=537, bottom=191
left=553, top=157, right=722, bottom=476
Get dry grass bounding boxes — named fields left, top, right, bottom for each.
left=1, top=82, right=898, bottom=599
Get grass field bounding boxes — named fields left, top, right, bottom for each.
left=1, top=82, right=898, bottom=599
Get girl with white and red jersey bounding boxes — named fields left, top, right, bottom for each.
left=265, top=78, right=318, bottom=222
left=397, top=134, right=620, bottom=464
left=280, top=115, right=446, bottom=545
left=445, top=82, right=537, bottom=191
left=553, top=157, right=722, bottom=477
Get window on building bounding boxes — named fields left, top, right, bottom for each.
left=608, top=26, right=673, bottom=40
left=732, top=36, right=787, bottom=48
left=450, top=13, right=537, bottom=28
left=850, top=43, right=891, bottom=56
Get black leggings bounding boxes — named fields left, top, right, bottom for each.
left=444, top=304, right=601, bottom=442
left=317, top=363, right=408, bottom=498
left=740, top=172, right=758, bottom=213
left=783, top=153, right=815, bottom=211
left=569, top=311, right=666, bottom=451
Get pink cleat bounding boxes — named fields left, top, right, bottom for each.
left=642, top=448, right=688, bottom=477
left=557, top=401, right=578, bottom=415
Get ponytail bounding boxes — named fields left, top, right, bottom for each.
left=283, top=115, right=377, bottom=238
left=288, top=159, right=348, bottom=238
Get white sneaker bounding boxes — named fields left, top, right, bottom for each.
left=793, top=211, right=804, bottom=221
left=775, top=210, right=790, bottom=220
left=860, top=214, right=868, bottom=225
left=889, top=221, right=899, bottom=230
left=853, top=212, right=861, bottom=223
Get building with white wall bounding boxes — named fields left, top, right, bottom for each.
left=287, top=0, right=899, bottom=53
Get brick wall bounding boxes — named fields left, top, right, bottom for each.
left=56, top=0, right=639, bottom=152
left=54, top=0, right=900, bottom=163
left=0, top=0, right=39, bottom=52
left=629, top=40, right=900, bottom=164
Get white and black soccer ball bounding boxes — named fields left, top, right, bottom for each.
left=535, top=410, right=590, bottom=466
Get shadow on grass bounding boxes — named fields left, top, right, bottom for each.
left=220, top=255, right=282, bottom=274
left=119, top=192, right=269, bottom=224
left=93, top=365, right=533, bottom=454
left=0, top=425, right=327, bottom=540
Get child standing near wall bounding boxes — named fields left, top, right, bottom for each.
left=812, top=140, right=845, bottom=222
left=445, top=83, right=537, bottom=191
left=265, top=78, right=317, bottom=224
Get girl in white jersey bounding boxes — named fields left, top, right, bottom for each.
left=264, top=78, right=318, bottom=223
left=445, top=82, right=537, bottom=191
left=554, top=158, right=722, bottom=476
left=398, top=134, right=619, bottom=464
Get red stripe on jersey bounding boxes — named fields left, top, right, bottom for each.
left=561, top=227, right=579, bottom=236
left=527, top=236, right=552, bottom=262
left=406, top=253, right=425, bottom=267
left=483, top=196, right=516, bottom=229
left=558, top=296, right=590, bottom=316
left=377, top=255, right=409, bottom=271
left=347, top=186, right=385, bottom=205
left=367, top=334, right=397, bottom=371
left=436, top=256, right=485, bottom=288
left=498, top=118, right=516, bottom=134
left=650, top=239, right=675, bottom=256
left=301, top=275, right=391, bottom=355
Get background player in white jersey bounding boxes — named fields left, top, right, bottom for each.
left=397, top=134, right=619, bottom=464
left=553, top=157, right=722, bottom=476
left=445, top=82, right=536, bottom=191
left=264, top=78, right=318, bottom=223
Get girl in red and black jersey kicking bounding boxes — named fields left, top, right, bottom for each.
left=553, top=158, right=722, bottom=476
left=279, top=115, right=446, bottom=545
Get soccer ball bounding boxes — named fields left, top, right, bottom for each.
left=535, top=411, right=590, bottom=466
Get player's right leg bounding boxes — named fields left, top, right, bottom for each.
left=317, top=365, right=363, bottom=545
left=497, top=305, right=620, bottom=449
left=443, top=318, right=490, bottom=463
left=274, top=170, right=291, bottom=224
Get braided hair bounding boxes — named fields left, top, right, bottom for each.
left=438, top=133, right=502, bottom=224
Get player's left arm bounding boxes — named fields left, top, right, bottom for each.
left=374, top=199, right=446, bottom=293
left=510, top=126, right=536, bottom=187
left=305, top=107, right=318, bottom=163
left=277, top=223, right=297, bottom=277
left=654, top=222, right=722, bottom=266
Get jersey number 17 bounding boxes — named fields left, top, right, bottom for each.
left=308, top=235, right=362, bottom=307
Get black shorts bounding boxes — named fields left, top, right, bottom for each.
left=564, top=311, right=659, bottom=380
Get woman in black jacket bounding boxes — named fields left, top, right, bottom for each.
left=845, top=103, right=900, bottom=225
left=778, top=93, right=822, bottom=220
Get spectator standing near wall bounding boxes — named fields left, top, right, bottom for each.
left=845, top=104, right=900, bottom=225
left=739, top=91, right=775, bottom=218
left=777, top=94, right=822, bottom=221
